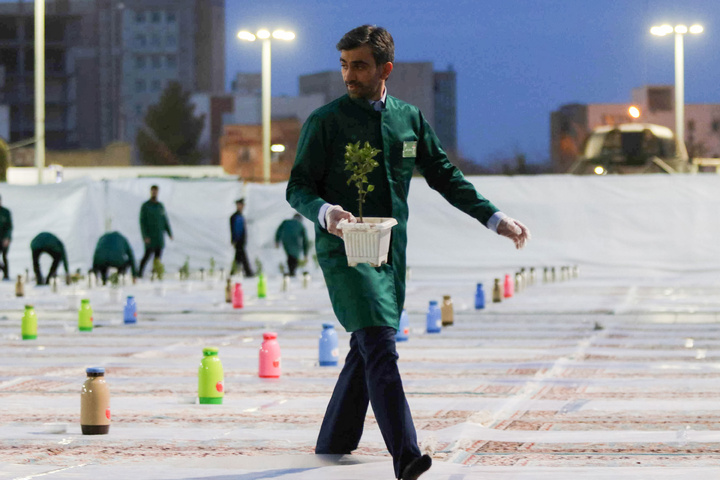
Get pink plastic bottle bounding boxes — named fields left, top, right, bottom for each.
left=259, top=332, right=281, bottom=378
left=232, top=283, right=244, bottom=309
left=504, top=274, right=514, bottom=298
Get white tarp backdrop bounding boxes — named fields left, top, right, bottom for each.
left=0, top=174, right=719, bottom=280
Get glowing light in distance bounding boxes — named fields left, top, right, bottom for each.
left=594, top=166, right=605, bottom=175
left=629, top=106, right=641, bottom=118
left=237, top=31, right=256, bottom=41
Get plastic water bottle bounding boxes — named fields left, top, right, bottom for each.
left=232, top=282, right=244, bottom=309
left=504, top=274, right=514, bottom=298
left=396, top=309, right=410, bottom=342
left=259, top=332, right=281, bottom=378
left=80, top=367, right=110, bottom=435
left=257, top=273, right=267, bottom=299
left=78, top=299, right=93, bottom=332
left=492, top=279, right=502, bottom=303
left=475, top=283, right=485, bottom=310
left=426, top=301, right=441, bottom=333
left=319, top=324, right=339, bottom=366
left=198, top=347, right=224, bottom=404
left=123, top=296, right=137, bottom=324
left=21, top=305, right=37, bottom=340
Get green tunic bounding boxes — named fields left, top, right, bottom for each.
left=275, top=218, right=309, bottom=259
left=93, top=232, right=137, bottom=277
left=287, top=94, right=498, bottom=332
left=0, top=206, right=11, bottom=241
left=30, top=232, right=69, bottom=274
left=140, top=200, right=172, bottom=249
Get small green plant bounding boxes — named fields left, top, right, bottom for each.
left=153, top=258, right=165, bottom=280
left=279, top=263, right=286, bottom=275
left=344, top=141, right=381, bottom=222
left=108, top=272, right=119, bottom=288
left=254, top=258, right=263, bottom=275
left=209, top=257, right=216, bottom=276
left=179, top=256, right=190, bottom=280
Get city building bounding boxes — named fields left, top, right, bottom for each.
left=0, top=0, right=224, bottom=160
left=299, top=62, right=457, bottom=153
left=551, top=85, right=720, bottom=173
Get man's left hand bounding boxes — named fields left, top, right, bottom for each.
left=497, top=217, right=531, bottom=249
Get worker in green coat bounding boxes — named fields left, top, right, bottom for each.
left=138, top=185, right=173, bottom=277
left=287, top=26, right=530, bottom=480
left=275, top=213, right=309, bottom=276
left=30, top=232, right=70, bottom=285
left=92, top=231, right=138, bottom=285
left=0, top=194, right=12, bottom=280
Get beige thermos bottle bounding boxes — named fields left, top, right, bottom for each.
left=81, top=367, right=110, bottom=435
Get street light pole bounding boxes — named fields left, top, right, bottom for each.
left=650, top=23, right=703, bottom=158
left=261, top=37, right=271, bottom=184
left=34, top=0, right=45, bottom=184
left=237, top=29, right=295, bottom=184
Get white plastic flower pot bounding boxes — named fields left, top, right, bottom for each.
left=338, top=217, right=398, bottom=267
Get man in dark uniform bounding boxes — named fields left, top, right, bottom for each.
left=229, top=198, right=254, bottom=277
left=275, top=213, right=309, bottom=276
left=287, top=25, right=530, bottom=480
left=92, top=231, right=138, bottom=285
left=0, top=194, right=12, bottom=280
left=30, top=232, right=70, bottom=285
left=138, top=185, right=173, bottom=277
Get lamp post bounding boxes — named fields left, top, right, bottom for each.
left=650, top=23, right=703, bottom=157
left=237, top=29, right=295, bottom=184
left=34, top=0, right=45, bottom=184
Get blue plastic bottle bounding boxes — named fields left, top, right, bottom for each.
left=426, top=300, right=441, bottom=333
left=123, top=296, right=137, bottom=324
left=396, top=309, right=410, bottom=342
left=475, top=283, right=485, bottom=310
left=319, top=323, right=339, bottom=366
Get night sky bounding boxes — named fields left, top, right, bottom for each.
left=225, top=0, right=720, bottom=166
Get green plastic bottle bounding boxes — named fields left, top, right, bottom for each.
left=198, top=347, right=224, bottom=404
left=257, top=273, right=267, bottom=299
left=21, top=305, right=37, bottom=340
left=78, top=299, right=93, bottom=332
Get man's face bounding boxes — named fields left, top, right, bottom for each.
left=340, top=45, right=390, bottom=101
left=150, top=188, right=158, bottom=200
left=236, top=202, right=244, bottom=212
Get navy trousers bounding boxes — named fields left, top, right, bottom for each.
left=315, top=326, right=421, bottom=479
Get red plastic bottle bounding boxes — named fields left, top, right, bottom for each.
left=504, top=274, right=514, bottom=298
left=259, top=332, right=281, bottom=378
left=232, top=282, right=244, bottom=309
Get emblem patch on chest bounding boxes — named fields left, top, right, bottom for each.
left=402, top=141, right=417, bottom=158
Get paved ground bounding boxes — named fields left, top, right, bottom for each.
left=1, top=267, right=720, bottom=479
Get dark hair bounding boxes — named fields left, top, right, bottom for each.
left=150, top=185, right=159, bottom=190
left=336, top=25, right=394, bottom=65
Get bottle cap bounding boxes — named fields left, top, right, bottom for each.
left=429, top=300, right=438, bottom=306
left=86, top=367, right=105, bottom=376
left=81, top=299, right=90, bottom=304
left=322, top=323, right=334, bottom=329
left=263, top=332, right=277, bottom=340
left=126, top=295, right=134, bottom=300
left=443, top=295, right=451, bottom=300
left=24, top=304, right=34, bottom=309
left=203, top=347, right=219, bottom=356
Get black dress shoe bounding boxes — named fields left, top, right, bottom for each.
left=401, top=454, right=432, bottom=480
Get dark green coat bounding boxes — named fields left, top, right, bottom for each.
left=287, top=94, right=498, bottom=332
left=275, top=218, right=309, bottom=259
left=31, top=232, right=69, bottom=274
left=140, top=200, right=172, bottom=249
left=0, top=206, right=11, bottom=241
left=93, top=232, right=137, bottom=277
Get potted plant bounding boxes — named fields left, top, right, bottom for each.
left=338, top=141, right=398, bottom=267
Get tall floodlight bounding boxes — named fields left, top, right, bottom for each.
left=237, top=29, right=295, bottom=184
left=35, top=0, right=45, bottom=184
left=650, top=23, right=704, bottom=156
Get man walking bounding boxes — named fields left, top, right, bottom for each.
left=0, top=194, right=12, bottom=280
left=229, top=198, right=254, bottom=277
left=138, top=185, right=172, bottom=277
left=275, top=213, right=309, bottom=277
left=93, top=231, right=137, bottom=285
left=286, top=25, right=530, bottom=480
left=30, top=232, right=70, bottom=285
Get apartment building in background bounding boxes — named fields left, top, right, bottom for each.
left=551, top=85, right=720, bottom=173
left=0, top=0, right=224, bottom=160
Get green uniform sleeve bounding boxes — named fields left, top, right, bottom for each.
left=275, top=221, right=284, bottom=244
left=61, top=244, right=69, bottom=274
left=302, top=225, right=309, bottom=257
left=286, top=114, right=331, bottom=228
left=139, top=203, right=149, bottom=239
left=124, top=237, right=138, bottom=277
left=415, top=113, right=499, bottom=226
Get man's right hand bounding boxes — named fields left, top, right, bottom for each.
left=326, top=207, right=356, bottom=239
left=144, top=237, right=150, bottom=244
